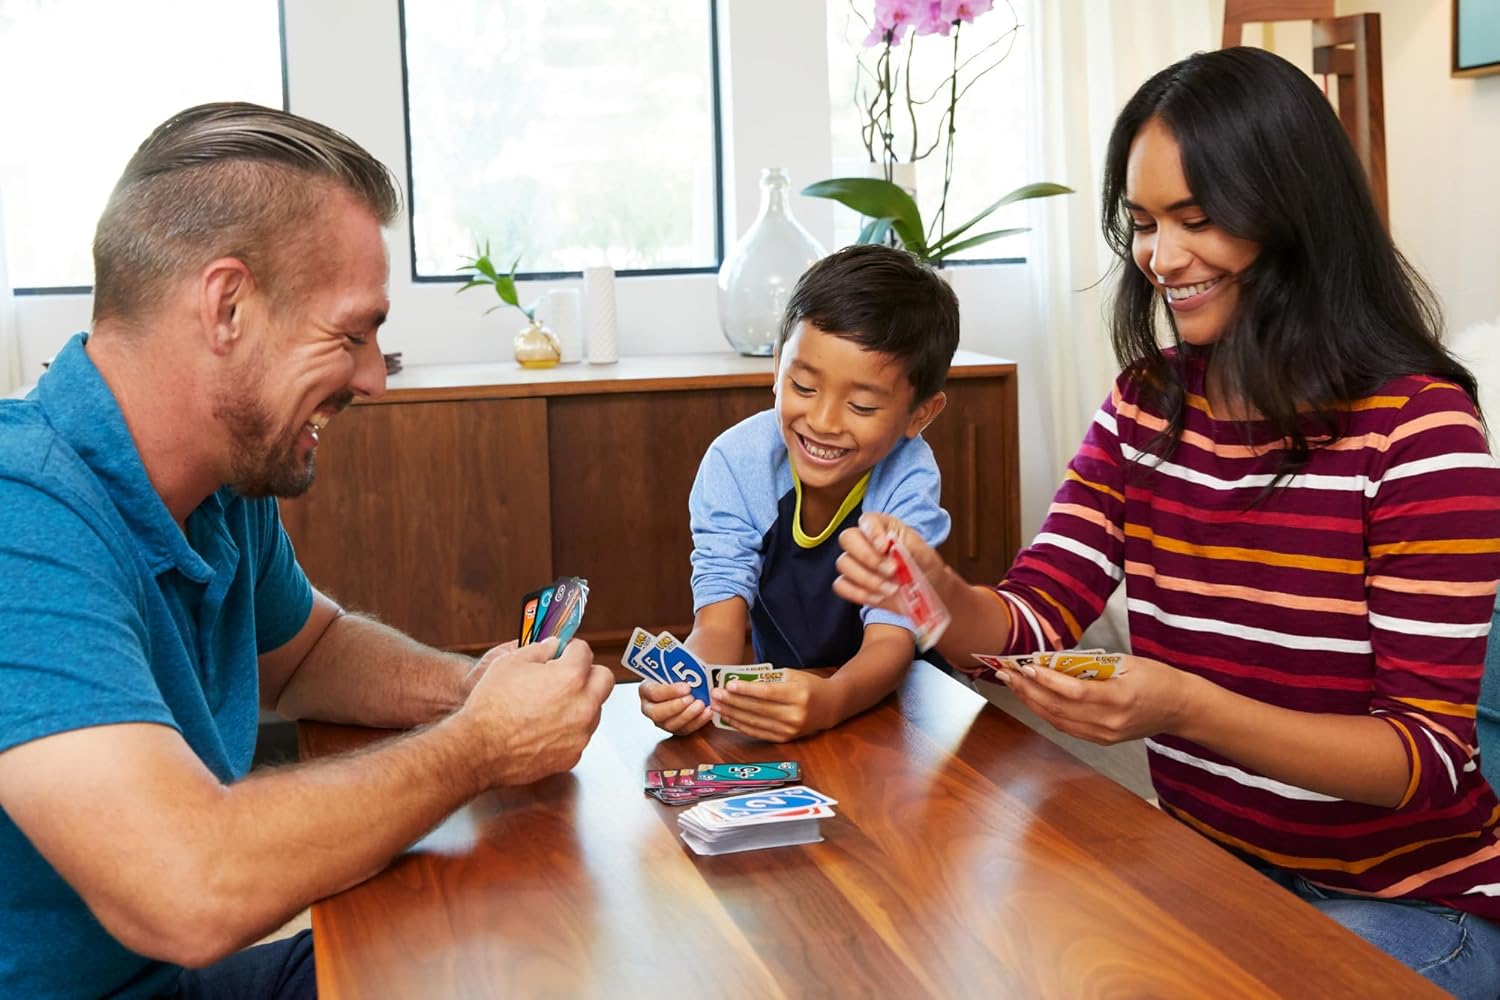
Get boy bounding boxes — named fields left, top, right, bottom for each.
left=639, top=244, right=960, bottom=741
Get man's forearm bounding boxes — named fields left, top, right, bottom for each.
left=274, top=612, right=472, bottom=727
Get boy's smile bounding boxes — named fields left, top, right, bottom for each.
left=774, top=322, right=945, bottom=525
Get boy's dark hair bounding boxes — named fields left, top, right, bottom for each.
left=776, top=243, right=960, bottom=403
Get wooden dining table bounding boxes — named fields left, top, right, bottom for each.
left=299, top=663, right=1442, bottom=998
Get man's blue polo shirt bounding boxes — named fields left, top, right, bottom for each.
left=0, top=333, right=314, bottom=998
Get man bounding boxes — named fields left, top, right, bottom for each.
left=0, top=103, right=614, bottom=998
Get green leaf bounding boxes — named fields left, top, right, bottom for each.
left=930, top=227, right=1030, bottom=262
left=802, top=178, right=928, bottom=257
left=930, top=182, right=1071, bottom=255
left=456, top=279, right=489, bottom=293
left=492, top=273, right=521, bottom=309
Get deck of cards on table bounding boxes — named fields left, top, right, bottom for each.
left=677, top=785, right=838, bottom=856
left=645, top=760, right=801, bottom=805
left=619, top=627, right=788, bottom=731
left=968, top=649, right=1128, bottom=682
left=517, top=576, right=589, bottom=654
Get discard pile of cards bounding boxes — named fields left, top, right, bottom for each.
left=969, top=648, right=1127, bottom=682
left=677, top=785, right=838, bottom=856
left=885, top=537, right=950, bottom=651
left=619, top=627, right=788, bottom=731
left=517, top=576, right=589, bottom=656
left=645, top=760, right=801, bottom=805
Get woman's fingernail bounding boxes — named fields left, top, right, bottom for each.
left=1018, top=664, right=1038, bottom=679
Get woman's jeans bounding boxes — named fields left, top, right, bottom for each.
left=1258, top=865, right=1500, bottom=999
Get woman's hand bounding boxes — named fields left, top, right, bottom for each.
left=994, top=654, right=1196, bottom=745
left=834, top=513, right=953, bottom=612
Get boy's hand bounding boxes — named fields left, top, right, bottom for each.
left=835, top=512, right=952, bottom=611
left=712, top=671, right=832, bottom=743
left=637, top=679, right=712, bottom=735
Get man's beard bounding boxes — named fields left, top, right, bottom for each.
left=214, top=382, right=351, bottom=499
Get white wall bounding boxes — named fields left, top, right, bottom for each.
left=1336, top=0, right=1500, bottom=334
left=10, top=0, right=1059, bottom=542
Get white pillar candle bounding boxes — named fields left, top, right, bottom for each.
left=583, top=265, right=619, bottom=365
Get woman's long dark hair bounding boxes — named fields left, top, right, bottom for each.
left=1099, top=47, right=1479, bottom=478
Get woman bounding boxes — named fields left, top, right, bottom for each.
left=836, top=47, right=1500, bottom=997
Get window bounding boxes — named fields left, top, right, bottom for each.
left=0, top=0, right=285, bottom=292
left=825, top=0, right=1034, bottom=262
left=400, top=0, right=722, bottom=279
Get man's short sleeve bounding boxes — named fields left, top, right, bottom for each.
left=0, top=479, right=171, bottom=754
left=247, top=496, right=314, bottom=654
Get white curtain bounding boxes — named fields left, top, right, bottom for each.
left=1026, top=0, right=1224, bottom=470
left=0, top=189, right=22, bottom=396
left=1024, top=0, right=1223, bottom=649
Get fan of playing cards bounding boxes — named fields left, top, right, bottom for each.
left=677, top=785, right=838, bottom=856
left=517, top=576, right=589, bottom=654
left=619, top=627, right=789, bottom=731
left=967, top=649, right=1128, bottom=682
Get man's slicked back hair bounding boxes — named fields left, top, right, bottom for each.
left=92, top=101, right=400, bottom=323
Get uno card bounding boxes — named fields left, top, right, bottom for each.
left=1049, top=652, right=1127, bottom=680
left=695, top=785, right=838, bottom=823
left=885, top=537, right=950, bottom=652
left=621, top=627, right=668, bottom=683
left=654, top=633, right=710, bottom=705
left=533, top=578, right=574, bottom=642
left=710, top=664, right=786, bottom=730
left=699, top=761, right=800, bottom=783
left=526, top=585, right=557, bottom=645
left=551, top=579, right=589, bottom=651
left=517, top=587, right=545, bottom=645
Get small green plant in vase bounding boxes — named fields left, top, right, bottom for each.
left=458, top=242, right=560, bottom=369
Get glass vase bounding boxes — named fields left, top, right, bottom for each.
left=513, top=319, right=561, bottom=369
left=717, top=167, right=827, bottom=357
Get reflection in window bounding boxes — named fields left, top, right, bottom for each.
left=402, top=0, right=722, bottom=278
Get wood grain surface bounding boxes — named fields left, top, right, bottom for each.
left=301, top=665, right=1441, bottom=999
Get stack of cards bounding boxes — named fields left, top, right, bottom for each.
left=645, top=760, right=801, bottom=805
left=969, top=648, right=1127, bottom=682
left=885, top=537, right=950, bottom=651
left=678, top=785, right=838, bottom=856
left=518, top=576, right=589, bottom=656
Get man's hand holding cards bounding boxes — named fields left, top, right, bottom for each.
left=517, top=576, right=590, bottom=655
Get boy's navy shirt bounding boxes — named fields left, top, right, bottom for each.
left=689, top=409, right=950, bottom=666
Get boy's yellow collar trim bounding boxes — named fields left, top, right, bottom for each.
left=791, top=468, right=872, bottom=548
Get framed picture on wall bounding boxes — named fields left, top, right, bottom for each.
left=1454, top=0, right=1500, bottom=77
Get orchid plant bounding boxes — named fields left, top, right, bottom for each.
left=804, top=0, right=1070, bottom=263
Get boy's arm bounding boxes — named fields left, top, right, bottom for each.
left=685, top=597, right=751, bottom=666
left=712, top=623, right=914, bottom=742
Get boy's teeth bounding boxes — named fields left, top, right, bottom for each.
left=803, top=438, right=846, bottom=460
left=1166, top=277, right=1220, bottom=301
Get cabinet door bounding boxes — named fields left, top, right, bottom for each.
left=279, top=398, right=552, bottom=651
left=548, top=388, right=769, bottom=641
left=922, top=375, right=1020, bottom=584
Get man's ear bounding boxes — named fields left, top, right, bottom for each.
left=199, top=258, right=253, bottom=356
left=905, top=390, right=947, bottom=438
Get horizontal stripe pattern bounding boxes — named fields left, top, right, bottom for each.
left=996, top=354, right=1500, bottom=918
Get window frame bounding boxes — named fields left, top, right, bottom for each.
left=395, top=0, right=726, bottom=285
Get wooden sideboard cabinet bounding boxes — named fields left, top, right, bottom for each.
left=278, top=351, right=1020, bottom=655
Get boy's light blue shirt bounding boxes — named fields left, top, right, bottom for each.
left=0, top=334, right=313, bottom=998
left=690, top=409, right=949, bottom=666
